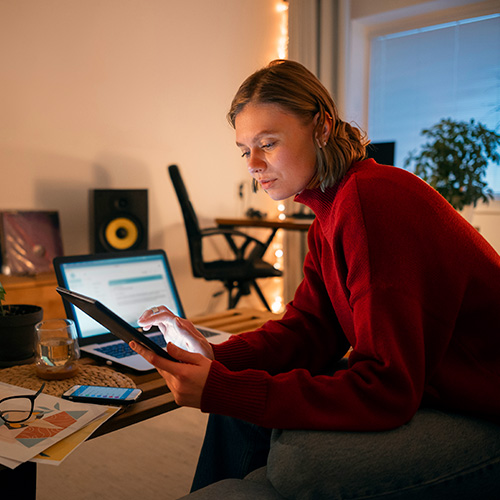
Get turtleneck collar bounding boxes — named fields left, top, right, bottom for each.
left=294, top=159, right=370, bottom=223
left=293, top=159, right=376, bottom=223
left=294, top=185, right=338, bottom=223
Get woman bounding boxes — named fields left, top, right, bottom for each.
left=131, top=60, right=500, bottom=499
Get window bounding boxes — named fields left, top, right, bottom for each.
left=368, top=14, right=500, bottom=193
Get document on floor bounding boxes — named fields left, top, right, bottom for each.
left=0, top=382, right=111, bottom=469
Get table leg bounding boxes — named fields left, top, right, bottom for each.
left=0, top=461, right=37, bottom=498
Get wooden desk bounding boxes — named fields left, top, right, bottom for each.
left=0, top=272, right=282, bottom=436
left=1, top=307, right=282, bottom=494
left=215, top=216, right=313, bottom=232
left=0, top=307, right=282, bottom=438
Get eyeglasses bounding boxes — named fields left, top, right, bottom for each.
left=0, top=383, right=46, bottom=424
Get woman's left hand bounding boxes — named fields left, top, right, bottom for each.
left=129, top=340, right=211, bottom=409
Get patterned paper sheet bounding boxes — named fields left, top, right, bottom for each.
left=0, top=382, right=107, bottom=468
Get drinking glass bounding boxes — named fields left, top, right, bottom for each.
left=34, top=319, right=80, bottom=380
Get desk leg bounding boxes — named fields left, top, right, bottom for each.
left=283, top=231, right=306, bottom=303
left=0, top=461, right=37, bottom=498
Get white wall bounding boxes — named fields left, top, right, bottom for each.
left=0, top=0, right=283, bottom=315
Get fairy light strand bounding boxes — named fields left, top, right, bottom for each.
left=265, top=2, right=289, bottom=314
left=276, top=0, right=289, bottom=59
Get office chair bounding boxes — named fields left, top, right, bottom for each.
left=168, top=164, right=282, bottom=311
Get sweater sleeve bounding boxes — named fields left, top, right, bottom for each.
left=211, top=236, right=351, bottom=376
left=203, top=286, right=434, bottom=430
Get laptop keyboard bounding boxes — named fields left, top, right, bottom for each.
left=95, top=333, right=166, bottom=358
left=95, top=329, right=218, bottom=359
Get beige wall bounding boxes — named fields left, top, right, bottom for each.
left=0, top=0, right=283, bottom=315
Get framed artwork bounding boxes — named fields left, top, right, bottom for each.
left=0, top=211, right=64, bottom=275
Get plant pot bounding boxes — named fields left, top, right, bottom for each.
left=0, top=305, right=44, bottom=367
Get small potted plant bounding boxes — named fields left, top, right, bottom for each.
left=0, top=281, right=43, bottom=367
left=404, top=118, right=500, bottom=215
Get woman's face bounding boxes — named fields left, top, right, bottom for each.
left=235, top=102, right=317, bottom=200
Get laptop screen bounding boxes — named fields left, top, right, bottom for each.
left=54, top=251, right=185, bottom=340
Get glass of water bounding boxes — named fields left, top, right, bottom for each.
left=34, top=319, right=80, bottom=380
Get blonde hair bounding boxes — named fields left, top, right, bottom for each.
left=228, top=60, right=368, bottom=190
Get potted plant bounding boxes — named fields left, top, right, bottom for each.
left=404, top=118, right=500, bottom=213
left=0, top=281, right=43, bottom=367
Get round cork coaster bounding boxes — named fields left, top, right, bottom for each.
left=0, top=362, right=135, bottom=397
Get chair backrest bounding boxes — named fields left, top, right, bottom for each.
left=168, top=164, right=206, bottom=277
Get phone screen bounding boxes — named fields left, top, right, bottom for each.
left=63, top=385, right=141, bottom=404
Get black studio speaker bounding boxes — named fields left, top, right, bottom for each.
left=90, top=189, right=148, bottom=253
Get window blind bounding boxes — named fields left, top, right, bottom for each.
left=368, top=14, right=500, bottom=193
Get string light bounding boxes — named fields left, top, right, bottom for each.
left=277, top=203, right=286, bottom=221
left=276, top=1, right=289, bottom=59
left=271, top=294, right=284, bottom=313
left=276, top=1, right=288, bottom=13
left=266, top=1, right=288, bottom=314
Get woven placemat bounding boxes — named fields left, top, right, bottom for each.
left=0, top=362, right=136, bottom=397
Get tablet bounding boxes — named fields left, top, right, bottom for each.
left=56, top=287, right=177, bottom=362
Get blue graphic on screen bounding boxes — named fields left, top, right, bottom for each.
left=59, top=254, right=182, bottom=339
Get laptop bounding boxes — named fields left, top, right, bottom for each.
left=53, top=249, right=231, bottom=371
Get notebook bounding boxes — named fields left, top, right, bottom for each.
left=53, top=249, right=231, bottom=371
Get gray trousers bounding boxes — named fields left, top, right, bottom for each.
left=182, top=409, right=500, bottom=499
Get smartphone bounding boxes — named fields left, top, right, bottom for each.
left=62, top=385, right=142, bottom=405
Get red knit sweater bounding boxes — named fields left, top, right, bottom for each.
left=201, top=159, right=500, bottom=430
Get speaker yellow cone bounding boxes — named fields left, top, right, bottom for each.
left=104, top=217, right=139, bottom=250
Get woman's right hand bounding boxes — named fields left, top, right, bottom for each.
left=138, top=305, right=214, bottom=360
